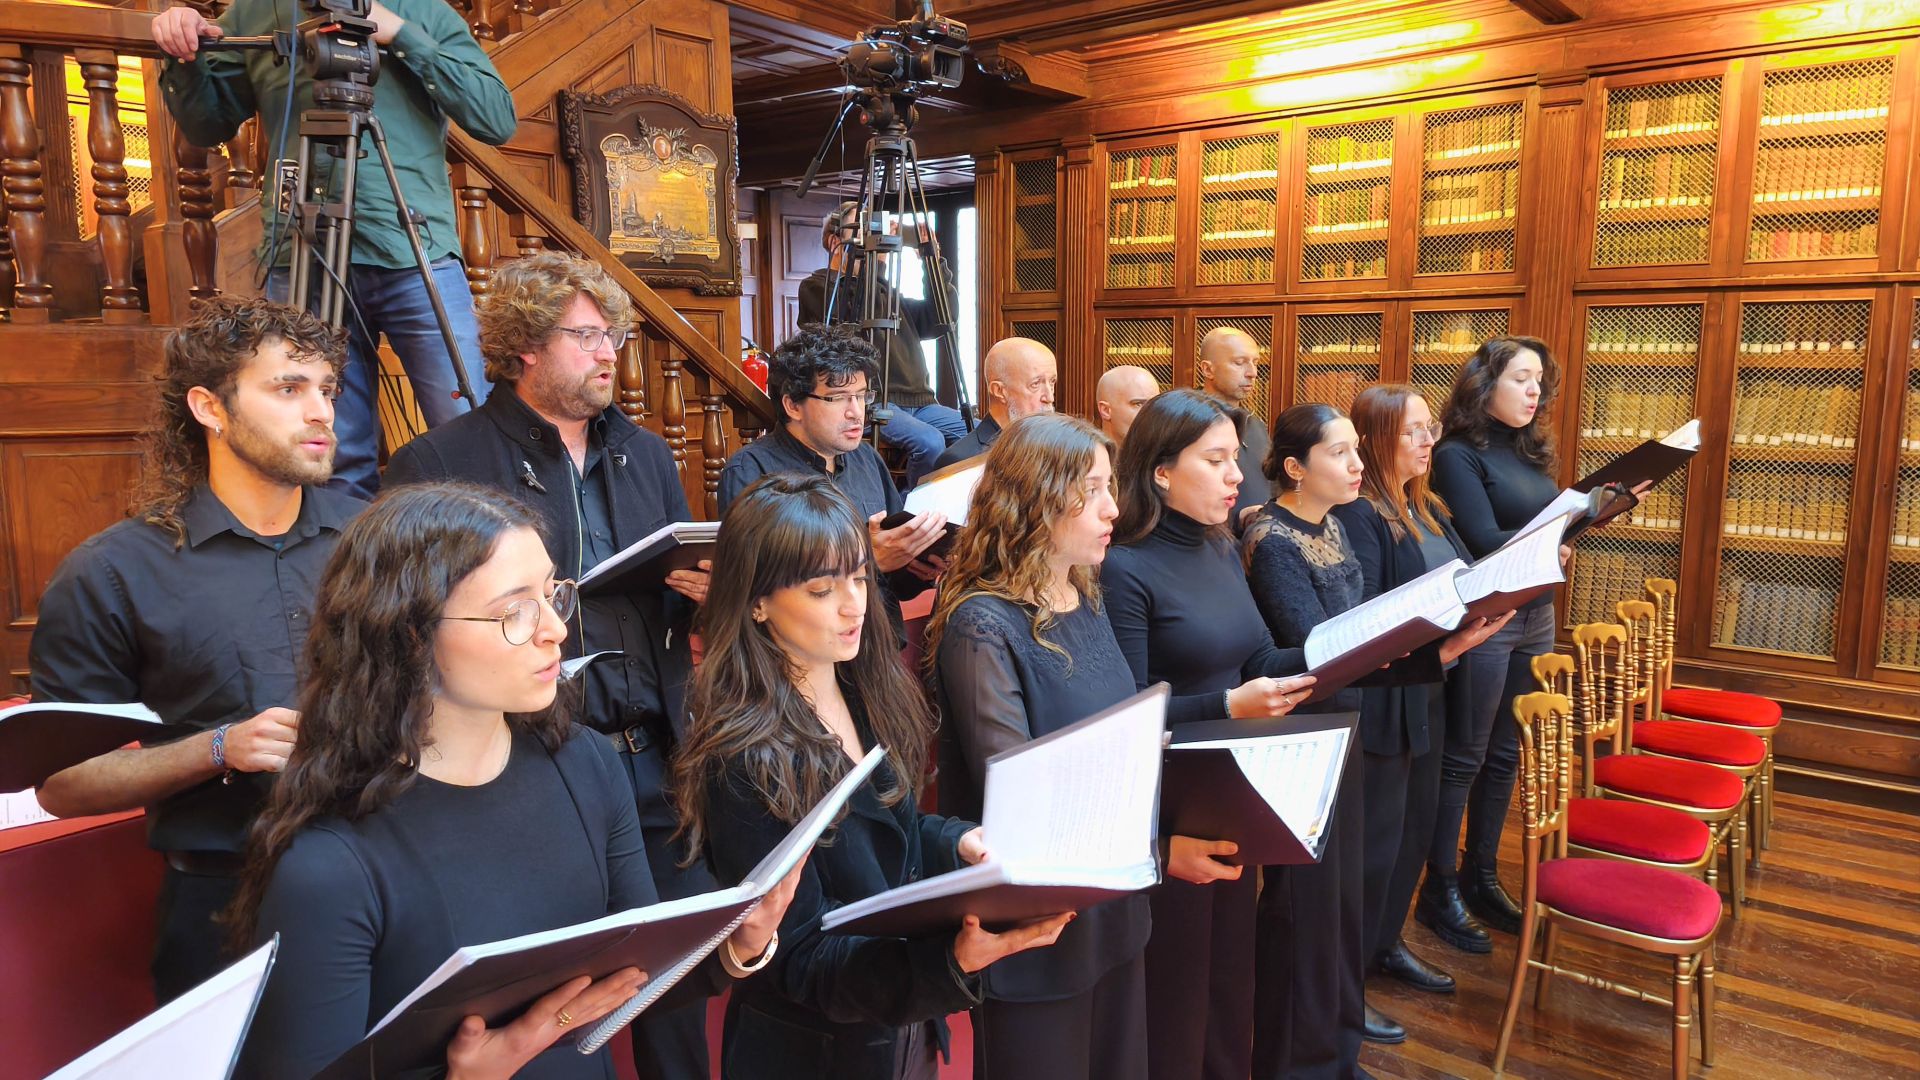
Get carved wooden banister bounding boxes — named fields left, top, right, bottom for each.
left=77, top=48, right=141, bottom=321
left=0, top=43, right=50, bottom=322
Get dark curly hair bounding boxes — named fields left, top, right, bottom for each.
left=1438, top=334, right=1560, bottom=470
left=768, top=323, right=880, bottom=410
left=134, top=296, right=346, bottom=547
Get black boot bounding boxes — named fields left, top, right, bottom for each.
left=1362, top=1002, right=1407, bottom=1045
left=1415, top=873, right=1492, bottom=954
left=1374, top=938, right=1456, bottom=993
left=1461, top=854, right=1523, bottom=934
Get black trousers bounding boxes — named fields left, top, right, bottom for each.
left=972, top=952, right=1149, bottom=1080
left=152, top=866, right=242, bottom=1004
left=1361, top=684, right=1446, bottom=958
left=1144, top=872, right=1256, bottom=1080
left=625, top=742, right=720, bottom=1080
left=1251, top=746, right=1366, bottom=1080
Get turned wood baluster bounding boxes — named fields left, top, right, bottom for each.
left=0, top=195, right=13, bottom=320
left=174, top=128, right=218, bottom=302
left=0, top=46, right=52, bottom=322
left=506, top=212, right=547, bottom=260
left=467, top=0, right=503, bottom=42
left=661, top=352, right=688, bottom=483
left=616, top=334, right=649, bottom=425
left=77, top=49, right=141, bottom=321
left=700, top=383, right=728, bottom=519
left=226, top=117, right=260, bottom=191
left=450, top=164, right=493, bottom=298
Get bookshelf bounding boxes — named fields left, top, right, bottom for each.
left=1592, top=76, right=1723, bottom=267
left=1418, top=102, right=1522, bottom=276
left=1409, top=306, right=1510, bottom=414
left=1007, top=315, right=1061, bottom=364
left=1884, top=296, right=1920, bottom=671
left=1198, top=131, right=1280, bottom=286
left=1746, top=57, right=1893, bottom=264
left=1292, top=309, right=1385, bottom=408
left=1300, top=118, right=1395, bottom=283
left=1195, top=314, right=1274, bottom=423
left=1565, top=303, right=1704, bottom=628
left=1102, top=315, right=1177, bottom=391
left=1710, top=298, right=1868, bottom=660
left=1011, top=157, right=1059, bottom=294
left=1105, top=142, right=1181, bottom=290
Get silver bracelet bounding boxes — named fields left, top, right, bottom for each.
left=1223, top=689, right=1233, bottom=718
left=721, top=930, right=778, bottom=978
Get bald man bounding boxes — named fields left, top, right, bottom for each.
left=1198, top=326, right=1272, bottom=519
left=1095, top=365, right=1160, bottom=446
left=933, top=336, right=1058, bottom=469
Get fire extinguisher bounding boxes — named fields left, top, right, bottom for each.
left=741, top=343, right=769, bottom=393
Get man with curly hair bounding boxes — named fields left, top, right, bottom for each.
left=29, top=295, right=359, bottom=1003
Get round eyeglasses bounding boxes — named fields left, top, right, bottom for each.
left=803, top=389, right=878, bottom=409
left=552, top=326, right=633, bottom=354
left=1400, top=421, right=1444, bottom=445
left=438, top=580, right=578, bottom=646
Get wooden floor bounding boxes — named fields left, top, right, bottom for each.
left=1359, top=791, right=1920, bottom=1080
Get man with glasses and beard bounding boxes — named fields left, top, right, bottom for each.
left=30, top=297, right=357, bottom=1003
left=382, top=252, right=716, bottom=1080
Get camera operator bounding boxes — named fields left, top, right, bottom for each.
left=153, top=0, right=516, bottom=501
left=798, top=202, right=967, bottom=488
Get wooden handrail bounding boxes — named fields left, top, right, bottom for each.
left=447, top=129, right=776, bottom=427
left=0, top=2, right=163, bottom=56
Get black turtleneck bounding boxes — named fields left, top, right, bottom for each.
left=1430, top=422, right=1561, bottom=612
left=1100, top=509, right=1306, bottom=726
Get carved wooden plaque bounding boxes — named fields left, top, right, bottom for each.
left=559, top=84, right=740, bottom=295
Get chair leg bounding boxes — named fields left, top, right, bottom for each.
left=1672, top=954, right=1695, bottom=1080
left=1761, top=755, right=1775, bottom=847
left=1493, top=907, right=1540, bottom=1076
left=1699, top=946, right=1716, bottom=1068
left=1731, top=814, right=1748, bottom=909
left=1534, top=921, right=1561, bottom=1009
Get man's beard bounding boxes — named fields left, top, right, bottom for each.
left=227, top=412, right=334, bottom=487
left=530, top=366, right=614, bottom=422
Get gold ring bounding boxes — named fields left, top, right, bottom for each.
left=556, top=1010, right=574, bottom=1027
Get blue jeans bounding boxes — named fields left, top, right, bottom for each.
left=268, top=257, right=488, bottom=500
left=881, top=402, right=968, bottom=487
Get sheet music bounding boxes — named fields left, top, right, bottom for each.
left=979, top=689, right=1165, bottom=870
left=1455, top=514, right=1570, bottom=602
left=561, top=651, right=622, bottom=680
left=1516, top=488, right=1595, bottom=540
left=1659, top=418, right=1702, bottom=450
left=1178, top=729, right=1350, bottom=850
left=47, top=939, right=277, bottom=1080
left=576, top=521, right=719, bottom=592
left=902, top=462, right=984, bottom=524
left=1303, top=559, right=1468, bottom=670
left=0, top=789, right=54, bottom=831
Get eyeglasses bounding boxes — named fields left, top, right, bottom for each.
left=438, top=580, right=578, bottom=646
left=552, top=326, right=633, bottom=353
left=1400, top=421, right=1444, bottom=445
left=803, top=389, right=877, bottom=409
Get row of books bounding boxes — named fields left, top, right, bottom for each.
left=1901, top=388, right=1920, bottom=451
left=1603, top=90, right=1718, bottom=139
left=1890, top=499, right=1920, bottom=548
left=1747, top=224, right=1878, bottom=261
left=1103, top=342, right=1174, bottom=358
left=1201, top=196, right=1276, bottom=234
left=1107, top=262, right=1177, bottom=288
left=1296, top=368, right=1376, bottom=408
left=1629, top=489, right=1685, bottom=530
left=1411, top=318, right=1496, bottom=355
left=1597, top=150, right=1715, bottom=209
left=1758, top=73, right=1890, bottom=130
left=1306, top=132, right=1393, bottom=174
left=1424, top=111, right=1521, bottom=163
left=1880, top=596, right=1920, bottom=669
left=1752, top=143, right=1882, bottom=202
left=1420, top=169, right=1517, bottom=226
left=1303, top=252, right=1388, bottom=279
left=1722, top=472, right=1851, bottom=542
left=1110, top=151, right=1177, bottom=190
left=1301, top=327, right=1383, bottom=355
left=1730, top=381, right=1860, bottom=447
left=1568, top=549, right=1673, bottom=625
left=1577, top=387, right=1695, bottom=441
left=1594, top=223, right=1711, bottom=266
left=1712, top=576, right=1836, bottom=656
left=1198, top=253, right=1274, bottom=284
left=1736, top=309, right=1866, bottom=354
left=1416, top=242, right=1514, bottom=275
left=1110, top=198, right=1176, bottom=242
left=1586, top=325, right=1699, bottom=355
left=1202, top=140, right=1279, bottom=184
left=1303, top=185, right=1390, bottom=230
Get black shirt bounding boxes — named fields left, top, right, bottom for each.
left=570, top=420, right=667, bottom=721
left=1243, top=503, right=1366, bottom=713
left=1099, top=509, right=1305, bottom=727
left=1430, top=424, right=1562, bottom=611
left=934, top=593, right=1152, bottom=1002
left=931, top=414, right=999, bottom=471
left=28, top=484, right=361, bottom=853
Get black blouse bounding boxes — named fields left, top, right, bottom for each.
left=1430, top=424, right=1560, bottom=611
left=934, top=592, right=1153, bottom=1002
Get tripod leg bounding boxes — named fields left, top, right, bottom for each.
left=901, top=143, right=974, bottom=429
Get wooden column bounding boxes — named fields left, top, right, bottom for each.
left=0, top=45, right=52, bottom=322
left=616, top=335, right=650, bottom=424
left=973, top=151, right=1003, bottom=391
left=450, top=164, right=494, bottom=298
left=1525, top=71, right=1591, bottom=368
left=1059, top=137, right=1095, bottom=415
left=174, top=128, right=219, bottom=302
left=76, top=49, right=141, bottom=322
left=661, top=350, right=688, bottom=482
left=701, top=387, right=727, bottom=519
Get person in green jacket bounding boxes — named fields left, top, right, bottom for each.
left=152, top=0, right=516, bottom=501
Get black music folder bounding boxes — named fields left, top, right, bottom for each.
left=1572, top=419, right=1700, bottom=493
left=1161, top=712, right=1358, bottom=866
left=575, top=521, right=719, bottom=597
left=821, top=684, right=1168, bottom=937
left=0, top=700, right=164, bottom=793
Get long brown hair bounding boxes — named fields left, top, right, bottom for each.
left=226, top=482, right=573, bottom=950
left=135, top=297, right=345, bottom=547
left=1352, top=384, right=1450, bottom=541
left=924, top=414, right=1115, bottom=671
left=1113, top=389, right=1246, bottom=545
left=1439, top=334, right=1559, bottom=470
left=671, top=473, right=937, bottom=861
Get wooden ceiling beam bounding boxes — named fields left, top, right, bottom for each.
left=1508, top=0, right=1581, bottom=23
left=971, top=41, right=1090, bottom=101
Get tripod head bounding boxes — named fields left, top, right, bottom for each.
left=203, top=0, right=382, bottom=109
left=797, top=0, right=967, bottom=197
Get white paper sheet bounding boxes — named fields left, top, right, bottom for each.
left=1455, top=514, right=1570, bottom=603
left=47, top=939, right=277, bottom=1080
left=1178, top=728, right=1351, bottom=850
left=902, top=462, right=984, bottom=524
left=1659, top=418, right=1702, bottom=450
left=1303, top=559, right=1468, bottom=670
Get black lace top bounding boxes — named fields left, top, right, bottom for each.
left=1243, top=501, right=1366, bottom=712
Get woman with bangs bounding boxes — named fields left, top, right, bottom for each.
left=923, top=413, right=1150, bottom=1080
left=671, top=473, right=1072, bottom=1080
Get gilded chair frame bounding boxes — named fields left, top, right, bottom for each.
left=1493, top=692, right=1720, bottom=1080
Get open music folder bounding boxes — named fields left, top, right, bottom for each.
left=575, top=520, right=720, bottom=597
left=820, top=683, right=1168, bottom=937
left=0, top=700, right=164, bottom=793
left=315, top=750, right=887, bottom=1079
left=1572, top=418, right=1700, bottom=493
left=879, top=459, right=984, bottom=557
left=1161, top=712, right=1358, bottom=866
left=46, top=938, right=277, bottom=1080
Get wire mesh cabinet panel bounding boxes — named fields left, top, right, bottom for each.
left=1195, top=315, right=1274, bottom=425
left=1292, top=310, right=1384, bottom=408
left=1102, top=316, right=1177, bottom=392
left=1198, top=131, right=1280, bottom=287
left=1592, top=77, right=1723, bottom=268
left=1010, top=157, right=1059, bottom=294
left=1745, top=56, right=1894, bottom=265
left=1300, top=119, right=1395, bottom=283
left=1565, top=303, right=1704, bottom=629
left=1007, top=316, right=1060, bottom=360
left=1106, top=143, right=1181, bottom=290
left=1418, top=102, right=1522, bottom=277
left=1884, top=296, right=1920, bottom=670
left=1712, top=298, right=1869, bottom=661
left=1408, top=307, right=1509, bottom=415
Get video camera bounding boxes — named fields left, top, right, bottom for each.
left=841, top=0, right=969, bottom=96
left=204, top=0, right=382, bottom=104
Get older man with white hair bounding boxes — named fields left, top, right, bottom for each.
left=934, top=337, right=1059, bottom=469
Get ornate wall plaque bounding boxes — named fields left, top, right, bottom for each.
left=559, top=84, right=740, bottom=295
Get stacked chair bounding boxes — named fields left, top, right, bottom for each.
left=1492, top=691, right=1723, bottom=1080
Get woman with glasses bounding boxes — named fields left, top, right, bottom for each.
left=1424, top=337, right=1567, bottom=951
left=672, top=473, right=1070, bottom=1080
left=228, top=483, right=800, bottom=1080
